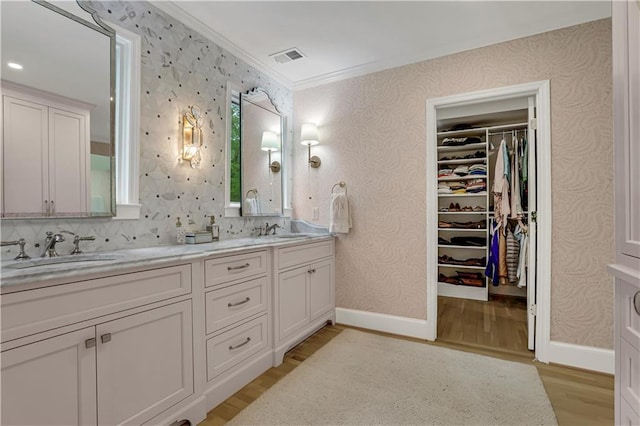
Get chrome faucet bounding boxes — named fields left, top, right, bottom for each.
left=264, top=223, right=281, bottom=235
left=41, top=232, right=65, bottom=257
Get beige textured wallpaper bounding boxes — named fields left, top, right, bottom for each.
left=292, top=19, right=614, bottom=349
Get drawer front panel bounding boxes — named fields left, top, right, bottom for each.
left=278, top=240, right=333, bottom=270
left=205, top=277, right=268, bottom=334
left=206, top=315, right=268, bottom=381
left=1, top=264, right=191, bottom=343
left=619, top=279, right=640, bottom=351
left=621, top=338, right=640, bottom=413
left=205, top=251, right=267, bottom=288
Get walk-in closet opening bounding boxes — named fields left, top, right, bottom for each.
left=426, top=81, right=552, bottom=361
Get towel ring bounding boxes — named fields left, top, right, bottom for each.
left=245, top=188, right=258, bottom=199
left=331, top=181, right=347, bottom=195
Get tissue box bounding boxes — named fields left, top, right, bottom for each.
left=185, top=231, right=213, bottom=244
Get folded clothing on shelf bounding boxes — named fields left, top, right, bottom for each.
left=439, top=151, right=486, bottom=161
left=453, top=165, right=469, bottom=176
left=450, top=235, right=487, bottom=246
left=441, top=136, right=483, bottom=146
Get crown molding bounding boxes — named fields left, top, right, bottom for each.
left=151, top=1, right=293, bottom=90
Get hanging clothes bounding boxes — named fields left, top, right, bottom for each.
left=493, top=139, right=511, bottom=227
left=506, top=224, right=520, bottom=284
left=485, top=219, right=500, bottom=286
left=510, top=137, right=523, bottom=218
left=514, top=223, right=528, bottom=288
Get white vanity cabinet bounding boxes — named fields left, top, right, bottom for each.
left=202, top=250, right=273, bottom=409
left=1, top=84, right=91, bottom=217
left=273, top=239, right=335, bottom=365
left=0, top=264, right=195, bottom=426
left=612, top=1, right=640, bottom=424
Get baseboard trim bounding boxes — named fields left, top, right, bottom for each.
left=336, top=308, right=429, bottom=339
left=546, top=340, right=614, bottom=374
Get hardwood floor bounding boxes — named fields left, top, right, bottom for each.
left=437, top=294, right=530, bottom=355
left=201, top=315, right=613, bottom=425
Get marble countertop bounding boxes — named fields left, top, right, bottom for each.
left=0, top=234, right=333, bottom=292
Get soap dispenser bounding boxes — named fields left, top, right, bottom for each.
left=206, top=216, right=219, bottom=241
left=176, top=217, right=186, bottom=244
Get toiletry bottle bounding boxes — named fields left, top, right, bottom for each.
left=207, top=216, right=220, bottom=241
left=176, top=217, right=186, bottom=244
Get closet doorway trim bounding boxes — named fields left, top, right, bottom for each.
left=425, top=80, right=552, bottom=363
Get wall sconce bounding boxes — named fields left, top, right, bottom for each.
left=182, top=105, right=203, bottom=168
left=301, top=122, right=321, bottom=168
left=261, top=130, right=281, bottom=173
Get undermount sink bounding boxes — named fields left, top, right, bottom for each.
left=2, top=254, right=124, bottom=270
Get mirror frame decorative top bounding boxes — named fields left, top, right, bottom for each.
left=238, top=87, right=284, bottom=217
left=0, top=0, right=116, bottom=219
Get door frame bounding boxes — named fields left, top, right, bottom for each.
left=425, top=80, right=551, bottom=363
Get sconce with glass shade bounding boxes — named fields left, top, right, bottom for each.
left=182, top=105, right=203, bottom=168
left=261, top=130, right=281, bottom=173
left=301, top=122, right=321, bottom=168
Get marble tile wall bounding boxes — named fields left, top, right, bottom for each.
left=1, top=1, right=292, bottom=260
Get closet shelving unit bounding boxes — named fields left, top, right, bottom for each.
left=436, top=122, right=528, bottom=301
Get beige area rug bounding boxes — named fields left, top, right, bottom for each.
left=228, top=329, right=557, bottom=426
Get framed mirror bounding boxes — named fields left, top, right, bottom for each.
left=238, top=87, right=283, bottom=217
left=0, top=0, right=115, bottom=218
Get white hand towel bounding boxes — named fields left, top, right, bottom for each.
left=244, top=197, right=259, bottom=215
left=329, top=192, right=352, bottom=234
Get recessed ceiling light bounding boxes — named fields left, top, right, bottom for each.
left=7, top=62, right=23, bottom=70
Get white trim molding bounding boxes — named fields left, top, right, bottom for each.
left=151, top=2, right=291, bottom=90
left=546, top=341, right=614, bottom=374
left=336, top=308, right=429, bottom=340
left=425, top=80, right=552, bottom=363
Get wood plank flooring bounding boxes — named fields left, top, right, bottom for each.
left=201, top=299, right=613, bottom=426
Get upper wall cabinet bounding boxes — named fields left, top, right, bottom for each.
left=0, top=0, right=115, bottom=218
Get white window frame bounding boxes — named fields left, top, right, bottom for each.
left=111, top=24, right=141, bottom=220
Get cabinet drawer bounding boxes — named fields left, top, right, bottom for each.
left=618, top=280, right=640, bottom=351
left=206, top=315, right=268, bottom=381
left=277, top=240, right=333, bottom=270
left=1, top=264, right=191, bottom=343
left=205, top=251, right=267, bottom=288
left=621, top=338, right=640, bottom=412
left=205, top=277, right=268, bottom=334
left=621, top=394, right=640, bottom=425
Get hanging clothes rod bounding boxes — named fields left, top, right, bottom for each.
left=488, top=128, right=528, bottom=137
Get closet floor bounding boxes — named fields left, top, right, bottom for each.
left=437, top=294, right=530, bottom=355
left=201, top=324, right=613, bottom=426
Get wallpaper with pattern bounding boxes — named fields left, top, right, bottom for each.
left=0, top=0, right=292, bottom=260
left=293, top=19, right=614, bottom=349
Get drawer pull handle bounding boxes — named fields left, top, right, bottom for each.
left=308, top=269, right=316, bottom=274
left=228, top=263, right=250, bottom=271
left=85, top=338, right=96, bottom=349
left=634, top=291, right=640, bottom=316
left=228, top=297, right=251, bottom=308
left=229, top=337, right=251, bottom=350
left=101, top=333, right=112, bottom=344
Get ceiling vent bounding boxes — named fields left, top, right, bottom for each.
left=270, top=48, right=305, bottom=64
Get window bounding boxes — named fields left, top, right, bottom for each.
left=230, top=96, right=241, bottom=204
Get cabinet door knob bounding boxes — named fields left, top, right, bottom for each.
left=85, top=338, right=96, bottom=349
left=634, top=291, right=640, bottom=316
left=101, top=333, right=112, bottom=344
left=308, top=269, right=316, bottom=274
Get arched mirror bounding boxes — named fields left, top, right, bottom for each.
left=239, top=87, right=283, bottom=217
left=0, top=0, right=115, bottom=218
